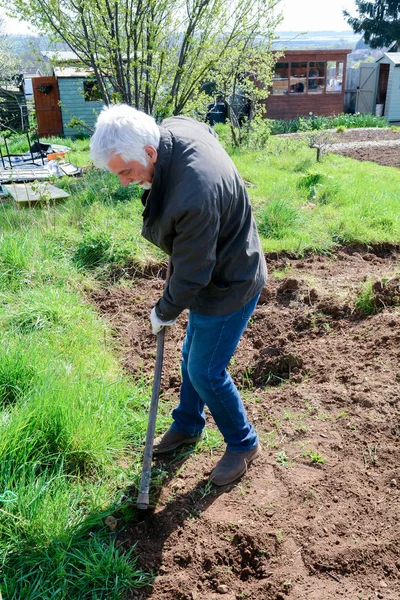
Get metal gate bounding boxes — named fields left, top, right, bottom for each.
left=32, top=76, right=63, bottom=137
left=356, top=63, right=379, bottom=114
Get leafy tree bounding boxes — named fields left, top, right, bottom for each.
left=0, top=16, right=26, bottom=131
left=1, top=0, right=281, bottom=120
left=344, top=1, right=400, bottom=49
left=0, top=16, right=18, bottom=83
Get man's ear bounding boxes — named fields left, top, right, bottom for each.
left=144, top=145, right=158, bottom=164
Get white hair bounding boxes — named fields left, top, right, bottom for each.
left=90, top=104, right=161, bottom=169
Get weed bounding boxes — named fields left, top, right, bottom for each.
left=272, top=265, right=291, bottom=279
left=354, top=280, right=377, bottom=316
left=236, top=483, right=249, bottom=496
left=187, top=508, right=201, bottom=520
left=336, top=408, right=348, bottom=419
left=261, top=430, right=280, bottom=448
left=275, top=450, right=289, bottom=466
left=301, top=449, right=327, bottom=464
left=362, top=445, right=377, bottom=467
left=282, top=409, right=309, bottom=433
left=197, top=480, right=215, bottom=500
left=276, top=528, right=284, bottom=543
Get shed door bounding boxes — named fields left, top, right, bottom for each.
left=356, top=63, right=379, bottom=114
left=32, top=77, right=63, bottom=137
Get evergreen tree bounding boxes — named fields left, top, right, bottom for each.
left=344, top=1, right=400, bottom=49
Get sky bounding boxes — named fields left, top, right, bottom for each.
left=2, top=1, right=358, bottom=36
left=276, top=0, right=357, bottom=31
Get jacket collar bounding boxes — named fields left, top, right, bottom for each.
left=141, top=126, right=173, bottom=226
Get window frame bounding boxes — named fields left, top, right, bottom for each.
left=271, top=59, right=345, bottom=96
left=326, top=61, right=344, bottom=94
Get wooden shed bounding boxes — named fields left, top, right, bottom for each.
left=266, top=49, right=352, bottom=120
left=357, top=53, right=400, bottom=122
left=33, top=61, right=105, bottom=137
left=55, top=67, right=104, bottom=136
left=0, top=75, right=28, bottom=131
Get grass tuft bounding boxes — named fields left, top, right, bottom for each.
left=0, top=350, right=36, bottom=407
left=354, top=280, right=377, bottom=316
left=259, top=198, right=302, bottom=239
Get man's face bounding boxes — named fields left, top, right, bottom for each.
left=107, top=145, right=158, bottom=188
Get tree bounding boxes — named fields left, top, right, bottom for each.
left=344, top=1, right=400, bottom=49
left=0, top=16, right=27, bottom=131
left=1, top=0, right=282, bottom=119
left=0, top=16, right=18, bottom=83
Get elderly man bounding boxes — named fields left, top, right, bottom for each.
left=90, top=104, right=267, bottom=486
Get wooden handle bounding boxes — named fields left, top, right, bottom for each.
left=137, top=260, right=172, bottom=510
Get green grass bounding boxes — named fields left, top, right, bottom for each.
left=0, top=291, right=155, bottom=596
left=229, top=136, right=400, bottom=254
left=0, top=136, right=165, bottom=597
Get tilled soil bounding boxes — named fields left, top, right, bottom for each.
left=91, top=246, right=400, bottom=600
left=281, top=127, right=400, bottom=168
left=332, top=144, right=400, bottom=168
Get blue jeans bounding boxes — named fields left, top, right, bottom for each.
left=171, top=294, right=259, bottom=452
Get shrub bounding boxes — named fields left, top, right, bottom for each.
left=268, top=112, right=388, bottom=135
left=214, top=117, right=271, bottom=149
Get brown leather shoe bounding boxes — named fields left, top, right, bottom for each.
left=153, top=426, right=203, bottom=455
left=210, top=444, right=262, bottom=486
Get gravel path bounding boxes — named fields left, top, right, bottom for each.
left=331, top=139, right=400, bottom=150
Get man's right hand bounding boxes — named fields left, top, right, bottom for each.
left=150, top=307, right=177, bottom=335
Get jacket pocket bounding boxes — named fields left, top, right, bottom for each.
left=206, top=281, right=231, bottom=296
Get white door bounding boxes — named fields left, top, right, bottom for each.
left=356, top=63, right=379, bottom=114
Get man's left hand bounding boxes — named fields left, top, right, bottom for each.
left=150, top=307, right=177, bottom=335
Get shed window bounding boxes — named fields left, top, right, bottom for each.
left=290, top=62, right=307, bottom=94
left=83, top=80, right=102, bottom=102
left=308, top=62, right=325, bottom=94
left=271, top=63, right=289, bottom=95
left=326, top=61, right=344, bottom=93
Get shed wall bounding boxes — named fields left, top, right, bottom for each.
left=57, top=78, right=104, bottom=136
left=266, top=95, right=344, bottom=120
left=386, top=67, right=400, bottom=121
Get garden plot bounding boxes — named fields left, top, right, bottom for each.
left=91, top=246, right=400, bottom=600
left=328, top=128, right=400, bottom=168
left=283, top=127, right=400, bottom=169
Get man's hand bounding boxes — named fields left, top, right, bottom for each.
left=150, top=307, right=177, bottom=335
